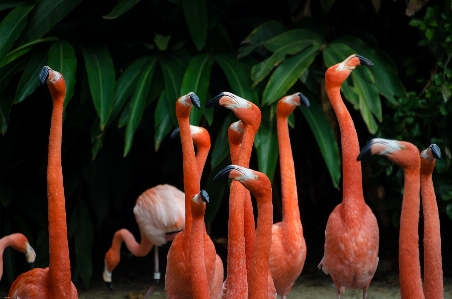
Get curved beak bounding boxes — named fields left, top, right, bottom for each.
left=357, top=140, right=375, bottom=161
left=355, top=54, right=373, bottom=67
left=170, top=127, right=180, bottom=139
left=39, top=66, right=50, bottom=85
left=206, top=92, right=224, bottom=108
left=298, top=93, right=310, bottom=108
left=213, top=164, right=238, bottom=182
left=105, top=281, right=113, bottom=291
left=200, top=190, right=210, bottom=203
left=188, top=92, right=201, bottom=109
left=430, top=144, right=441, bottom=159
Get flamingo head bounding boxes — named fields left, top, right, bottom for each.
left=325, top=54, right=373, bottom=88
left=357, top=138, right=420, bottom=169
left=171, top=125, right=211, bottom=150
left=420, top=144, right=441, bottom=174
left=176, top=92, right=201, bottom=117
left=24, top=242, right=36, bottom=268
left=228, top=120, right=244, bottom=146
left=206, top=92, right=261, bottom=129
left=191, top=190, right=209, bottom=218
left=40, top=66, right=66, bottom=102
left=277, top=92, right=310, bottom=117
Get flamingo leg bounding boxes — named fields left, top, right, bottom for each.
left=143, top=246, right=160, bottom=299
left=363, top=288, right=367, bottom=299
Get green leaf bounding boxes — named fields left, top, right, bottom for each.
left=262, top=45, right=320, bottom=106
left=0, top=1, right=33, bottom=11
left=210, top=113, right=236, bottom=169
left=154, top=92, right=173, bottom=152
left=0, top=90, right=13, bottom=134
left=251, top=52, right=285, bottom=87
left=299, top=98, right=341, bottom=188
left=124, top=57, right=158, bottom=156
left=14, top=0, right=83, bottom=47
left=0, top=58, right=26, bottom=94
left=183, top=0, right=207, bottom=51
left=103, top=0, right=140, bottom=19
left=254, top=105, right=278, bottom=182
left=214, top=54, right=257, bottom=104
left=82, top=46, right=116, bottom=130
left=12, top=50, right=47, bottom=104
left=154, top=34, right=171, bottom=51
left=263, top=28, right=324, bottom=54
left=0, top=4, right=34, bottom=65
left=0, top=37, right=58, bottom=68
left=48, top=41, right=77, bottom=106
left=160, top=57, right=185, bottom=127
left=181, top=54, right=214, bottom=126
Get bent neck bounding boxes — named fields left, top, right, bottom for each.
left=47, top=98, right=72, bottom=297
left=196, top=147, right=209, bottom=181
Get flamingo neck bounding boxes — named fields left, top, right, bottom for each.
left=326, top=85, right=364, bottom=209
left=276, top=114, right=302, bottom=231
left=399, top=167, right=424, bottom=299
left=47, top=98, right=72, bottom=297
left=196, top=147, right=209, bottom=181
left=190, top=208, right=210, bottom=299
left=420, top=160, right=443, bottom=299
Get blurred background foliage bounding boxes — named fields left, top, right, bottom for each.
left=0, top=0, right=451, bottom=290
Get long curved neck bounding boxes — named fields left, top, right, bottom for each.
left=399, top=167, right=424, bottom=299
left=47, top=98, right=72, bottom=297
left=420, top=160, right=443, bottom=299
left=196, top=147, right=209, bottom=181
left=248, top=186, right=273, bottom=299
left=190, top=207, right=210, bottom=299
left=276, top=112, right=301, bottom=231
left=326, top=85, right=364, bottom=209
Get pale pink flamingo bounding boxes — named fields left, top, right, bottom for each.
left=0, top=233, right=36, bottom=281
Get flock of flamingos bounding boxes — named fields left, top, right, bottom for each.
left=0, top=53, right=444, bottom=298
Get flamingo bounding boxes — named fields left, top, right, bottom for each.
left=8, top=66, right=77, bottom=298
left=165, top=93, right=223, bottom=299
left=318, top=54, right=379, bottom=299
left=0, top=233, right=36, bottom=281
left=420, top=144, right=443, bottom=299
left=270, top=93, right=309, bottom=299
left=357, top=138, right=424, bottom=299
left=214, top=165, right=273, bottom=299
left=103, top=125, right=210, bottom=296
left=190, top=190, right=212, bottom=299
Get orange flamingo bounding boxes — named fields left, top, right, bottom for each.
left=0, top=233, right=36, bottom=281
left=318, top=54, right=379, bottom=299
left=358, top=138, right=424, bottom=299
left=190, top=190, right=212, bottom=299
left=8, top=66, right=77, bottom=298
left=420, top=144, right=443, bottom=299
left=214, top=165, right=273, bottom=299
left=165, top=93, right=223, bottom=299
left=270, top=93, right=309, bottom=299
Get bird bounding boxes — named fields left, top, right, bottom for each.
left=269, top=93, right=309, bottom=299
left=357, top=138, right=424, bottom=299
left=420, top=144, right=443, bottom=299
left=214, top=165, right=273, bottom=299
left=165, top=92, right=223, bottom=299
left=190, top=190, right=212, bottom=299
left=0, top=233, right=36, bottom=281
left=318, top=54, right=379, bottom=299
left=103, top=184, right=185, bottom=295
left=8, top=66, right=77, bottom=298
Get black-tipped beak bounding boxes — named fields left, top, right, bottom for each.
left=357, top=141, right=374, bottom=161
left=105, top=281, right=113, bottom=291
left=430, top=144, right=441, bottom=159
left=189, top=93, right=201, bottom=109
left=298, top=93, right=310, bottom=108
left=356, top=55, right=373, bottom=67
left=206, top=92, right=224, bottom=108
left=213, top=164, right=237, bottom=182
left=200, top=190, right=209, bottom=203
left=39, top=66, right=50, bottom=85
left=170, top=128, right=180, bottom=139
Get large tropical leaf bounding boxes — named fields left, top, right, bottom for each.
left=210, top=113, right=236, bottom=169
left=14, top=0, right=83, bottom=47
left=160, top=56, right=186, bottom=127
left=214, top=54, right=257, bottom=104
left=181, top=54, right=214, bottom=126
left=182, top=0, right=207, bottom=51
left=12, top=50, right=47, bottom=104
left=82, top=46, right=116, bottom=130
left=47, top=41, right=77, bottom=106
left=124, top=57, right=158, bottom=156
left=103, top=0, right=140, bottom=19
left=262, top=45, right=320, bottom=106
left=154, top=91, right=173, bottom=152
left=299, top=98, right=341, bottom=188
left=254, top=105, right=278, bottom=182
left=0, top=4, right=34, bottom=65
left=0, top=37, right=58, bottom=68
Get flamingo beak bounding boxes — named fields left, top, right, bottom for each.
left=430, top=144, right=441, bottom=159
left=213, top=164, right=238, bottom=182
left=39, top=66, right=50, bottom=85
left=200, top=190, right=210, bottom=203
left=188, top=92, right=201, bottom=109
left=105, top=281, right=113, bottom=291
left=355, top=54, right=373, bottom=67
left=298, top=93, right=310, bottom=108
left=206, top=92, right=224, bottom=108
left=357, top=140, right=374, bottom=161
left=170, top=127, right=181, bottom=139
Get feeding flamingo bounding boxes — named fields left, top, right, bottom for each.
left=358, top=138, right=424, bottom=299
left=269, top=93, right=309, bottom=299
left=214, top=165, right=273, bottom=299
left=318, top=54, right=379, bottom=299
left=0, top=233, right=36, bottom=281
left=420, top=144, right=443, bottom=299
left=8, top=66, right=77, bottom=298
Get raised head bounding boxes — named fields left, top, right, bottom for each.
left=171, top=125, right=211, bottom=150
left=357, top=138, right=420, bottom=169
left=191, top=190, right=209, bottom=218
left=420, top=144, right=441, bottom=175
left=175, top=92, right=201, bottom=118
left=39, top=66, right=66, bottom=102
left=228, top=121, right=244, bottom=145
left=277, top=92, right=310, bottom=118
left=325, top=54, right=373, bottom=88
